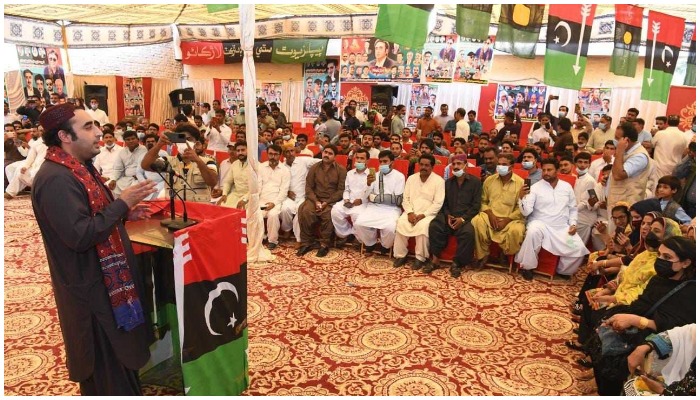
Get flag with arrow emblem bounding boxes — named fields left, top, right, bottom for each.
left=641, top=11, right=685, bottom=103
left=609, top=4, right=643, bottom=78
left=544, top=4, right=597, bottom=90
left=683, top=28, right=696, bottom=87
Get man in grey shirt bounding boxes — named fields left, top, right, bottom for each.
left=391, top=105, right=406, bottom=136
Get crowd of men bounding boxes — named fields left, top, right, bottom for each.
left=4, top=96, right=696, bottom=280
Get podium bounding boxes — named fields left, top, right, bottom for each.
left=127, top=200, right=249, bottom=396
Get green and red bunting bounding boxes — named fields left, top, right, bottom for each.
left=494, top=4, right=545, bottom=59
left=206, top=4, right=237, bottom=13
left=641, top=11, right=685, bottom=103
left=544, top=4, right=597, bottom=90
left=609, top=4, right=643, bottom=78
left=684, top=28, right=696, bottom=87
left=456, top=5, right=492, bottom=41
left=173, top=209, right=248, bottom=396
left=375, top=4, right=434, bottom=50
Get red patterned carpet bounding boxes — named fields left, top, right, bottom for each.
left=5, top=195, right=590, bottom=395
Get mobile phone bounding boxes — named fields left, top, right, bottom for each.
left=587, top=189, right=598, bottom=200
left=552, top=95, right=559, bottom=100
left=368, top=167, right=376, bottom=176
left=166, top=132, right=187, bottom=143
left=524, top=178, right=531, bottom=187
left=614, top=226, right=625, bottom=243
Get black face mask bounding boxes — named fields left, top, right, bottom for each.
left=654, top=258, right=677, bottom=278
left=645, top=232, right=662, bottom=249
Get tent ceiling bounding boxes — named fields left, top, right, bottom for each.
left=3, top=4, right=696, bottom=26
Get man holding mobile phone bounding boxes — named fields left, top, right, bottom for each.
left=572, top=152, right=599, bottom=245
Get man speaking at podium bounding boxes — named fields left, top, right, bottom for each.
left=32, top=103, right=158, bottom=395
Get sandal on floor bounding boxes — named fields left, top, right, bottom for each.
left=576, top=357, right=593, bottom=368
left=576, top=379, right=598, bottom=394
left=565, top=340, right=585, bottom=352
left=574, top=370, right=594, bottom=381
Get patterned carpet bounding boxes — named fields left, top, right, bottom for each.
left=5, top=195, right=590, bottom=395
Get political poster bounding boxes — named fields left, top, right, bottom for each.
left=221, top=79, right=245, bottom=116
left=407, top=84, right=438, bottom=128
left=340, top=37, right=421, bottom=83
left=577, top=87, right=613, bottom=117
left=421, top=34, right=495, bottom=85
left=121, top=77, right=145, bottom=118
left=302, top=59, right=341, bottom=120
left=17, top=45, right=67, bottom=103
left=494, top=84, right=548, bottom=121
left=255, top=82, right=283, bottom=105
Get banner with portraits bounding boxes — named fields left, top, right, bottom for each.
left=17, top=45, right=67, bottom=102
left=255, top=82, right=283, bottom=106
left=494, top=84, right=548, bottom=122
left=302, top=59, right=340, bottom=120
left=340, top=37, right=421, bottom=83
left=121, top=77, right=145, bottom=118
left=407, top=84, right=438, bottom=129
left=577, top=88, right=613, bottom=117
left=421, top=34, right=495, bottom=85
left=221, top=79, right=245, bottom=117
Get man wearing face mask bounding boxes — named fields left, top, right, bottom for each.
left=93, top=131, right=122, bottom=182
left=108, top=130, right=146, bottom=196
left=86, top=97, right=109, bottom=126
left=353, top=150, right=405, bottom=255
left=427, top=154, right=482, bottom=277
left=515, top=158, right=589, bottom=280
left=141, top=124, right=218, bottom=203
left=135, top=133, right=168, bottom=200
left=588, top=115, right=615, bottom=154
left=571, top=152, right=599, bottom=245
left=472, top=153, right=525, bottom=271
left=544, top=94, right=570, bottom=132
left=520, top=147, right=543, bottom=185
left=331, top=149, right=371, bottom=247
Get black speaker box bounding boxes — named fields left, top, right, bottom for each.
left=84, top=84, right=108, bottom=114
left=169, top=88, right=195, bottom=107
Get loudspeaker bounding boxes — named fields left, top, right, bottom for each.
left=169, top=88, right=195, bottom=107
left=84, top=84, right=108, bottom=115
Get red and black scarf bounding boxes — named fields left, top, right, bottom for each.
left=45, top=146, right=144, bottom=331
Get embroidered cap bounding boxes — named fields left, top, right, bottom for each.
left=453, top=154, right=468, bottom=162
left=39, top=103, right=77, bottom=132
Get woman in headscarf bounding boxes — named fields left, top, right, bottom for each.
left=590, top=236, right=696, bottom=395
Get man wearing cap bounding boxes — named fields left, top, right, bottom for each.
left=107, top=130, right=147, bottom=196
left=32, top=102, right=157, bottom=395
left=280, top=144, right=321, bottom=244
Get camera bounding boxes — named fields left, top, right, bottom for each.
left=166, top=132, right=187, bottom=143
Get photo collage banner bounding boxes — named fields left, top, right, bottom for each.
left=255, top=82, right=283, bottom=105
left=422, top=34, right=496, bottom=85
left=577, top=87, right=613, bottom=118
left=407, top=84, right=438, bottom=129
left=494, top=84, right=548, bottom=121
left=221, top=79, right=245, bottom=117
left=340, top=37, right=422, bottom=83
left=302, top=59, right=341, bottom=120
left=121, top=77, right=145, bottom=118
left=17, top=45, right=68, bottom=102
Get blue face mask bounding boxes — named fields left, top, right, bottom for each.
left=598, top=123, right=607, bottom=130
left=496, top=165, right=510, bottom=176
left=452, top=168, right=464, bottom=177
left=522, top=161, right=535, bottom=170
left=355, top=162, right=366, bottom=171
left=379, top=164, right=391, bottom=174
left=558, top=111, right=566, bottom=118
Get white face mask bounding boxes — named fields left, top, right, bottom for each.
left=91, top=103, right=98, bottom=110
left=176, top=143, right=189, bottom=153
left=105, top=143, right=115, bottom=149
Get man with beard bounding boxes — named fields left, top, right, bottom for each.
left=257, top=145, right=291, bottom=250
left=214, top=141, right=248, bottom=208
left=297, top=146, right=347, bottom=257
left=141, top=124, right=218, bottom=203
left=279, top=144, right=321, bottom=244
left=135, top=133, right=167, bottom=200
left=93, top=131, right=122, bottom=182
left=108, top=130, right=146, bottom=196
left=515, top=158, right=589, bottom=280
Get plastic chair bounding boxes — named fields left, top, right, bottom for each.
left=513, top=169, right=529, bottom=180
left=432, top=164, right=447, bottom=178
left=434, top=155, right=449, bottom=165
left=335, top=154, right=349, bottom=169
left=215, top=151, right=229, bottom=166
left=260, top=151, right=268, bottom=162
left=558, top=173, right=576, bottom=188
left=394, top=159, right=409, bottom=178
left=402, top=143, right=414, bottom=154
left=467, top=167, right=481, bottom=178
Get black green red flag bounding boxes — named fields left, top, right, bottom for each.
left=375, top=5, right=434, bottom=50
left=456, top=5, right=493, bottom=41
left=609, top=4, right=643, bottom=78
left=206, top=5, right=237, bottom=13
left=493, top=4, right=545, bottom=59
left=544, top=4, right=597, bottom=90
left=684, top=28, right=696, bottom=87
left=641, top=11, right=685, bottom=103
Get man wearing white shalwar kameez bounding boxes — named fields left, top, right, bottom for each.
left=353, top=151, right=406, bottom=252
left=258, top=145, right=291, bottom=250
left=572, top=153, right=599, bottom=246
left=515, top=158, right=589, bottom=280
left=393, top=154, right=445, bottom=269
left=280, top=146, right=321, bottom=243
left=331, top=149, right=370, bottom=245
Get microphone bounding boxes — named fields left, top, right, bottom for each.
left=150, top=157, right=186, bottom=180
left=151, top=157, right=198, bottom=231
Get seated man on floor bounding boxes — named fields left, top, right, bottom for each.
left=515, top=157, right=589, bottom=280
left=393, top=154, right=445, bottom=270
left=471, top=153, right=526, bottom=269
left=331, top=149, right=370, bottom=247
left=297, top=146, right=347, bottom=257
left=428, top=154, right=482, bottom=277
left=354, top=150, right=405, bottom=255
left=258, top=145, right=291, bottom=250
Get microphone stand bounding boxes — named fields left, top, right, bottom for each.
left=157, top=169, right=198, bottom=231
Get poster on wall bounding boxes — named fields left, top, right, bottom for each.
left=452, top=36, right=495, bottom=85
left=407, top=84, right=439, bottom=128
left=121, top=78, right=145, bottom=118
left=340, top=37, right=421, bottom=83
left=302, top=59, right=340, bottom=120
left=577, top=88, right=613, bottom=117
left=421, top=34, right=495, bottom=85
left=221, top=79, right=245, bottom=116
left=494, top=84, right=547, bottom=121
left=17, top=45, right=67, bottom=102
left=255, top=82, right=282, bottom=105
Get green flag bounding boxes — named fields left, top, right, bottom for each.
left=206, top=4, right=237, bottom=13
left=544, top=4, right=597, bottom=90
left=684, top=28, right=696, bottom=87
left=609, top=5, right=643, bottom=78
left=456, top=5, right=492, bottom=41
left=641, top=11, right=685, bottom=103
left=375, top=4, right=434, bottom=50
left=493, top=4, right=545, bottom=59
